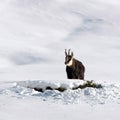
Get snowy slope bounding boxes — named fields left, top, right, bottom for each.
left=0, top=0, right=120, bottom=120
left=1, top=80, right=120, bottom=120
left=0, top=80, right=120, bottom=105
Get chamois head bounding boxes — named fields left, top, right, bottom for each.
left=65, top=49, right=74, bottom=66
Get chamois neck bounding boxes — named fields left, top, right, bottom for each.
left=66, top=58, right=73, bottom=66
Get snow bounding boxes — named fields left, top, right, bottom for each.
left=0, top=0, right=120, bottom=120
left=17, top=79, right=85, bottom=90
left=1, top=80, right=120, bottom=105
left=1, top=80, right=120, bottom=120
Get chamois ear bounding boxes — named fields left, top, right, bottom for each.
left=65, top=49, right=67, bottom=56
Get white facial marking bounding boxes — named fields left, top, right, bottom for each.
left=66, top=59, right=73, bottom=66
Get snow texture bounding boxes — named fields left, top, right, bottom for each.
left=0, top=80, right=120, bottom=105
left=1, top=0, right=120, bottom=120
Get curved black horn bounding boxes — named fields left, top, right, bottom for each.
left=68, top=49, right=71, bottom=55
left=71, top=51, right=74, bottom=56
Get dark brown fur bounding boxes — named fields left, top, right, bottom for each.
left=65, top=49, right=85, bottom=80
left=66, top=58, right=85, bottom=79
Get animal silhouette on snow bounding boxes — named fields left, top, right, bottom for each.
left=65, top=49, right=85, bottom=80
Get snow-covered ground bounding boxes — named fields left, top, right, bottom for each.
left=0, top=0, right=120, bottom=120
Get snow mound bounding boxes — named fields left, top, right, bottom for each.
left=16, top=79, right=102, bottom=92
left=17, top=79, right=85, bottom=91
left=1, top=80, right=120, bottom=105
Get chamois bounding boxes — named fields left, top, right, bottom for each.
left=65, top=49, right=85, bottom=80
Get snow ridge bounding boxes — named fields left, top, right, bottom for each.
left=0, top=80, right=120, bottom=105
